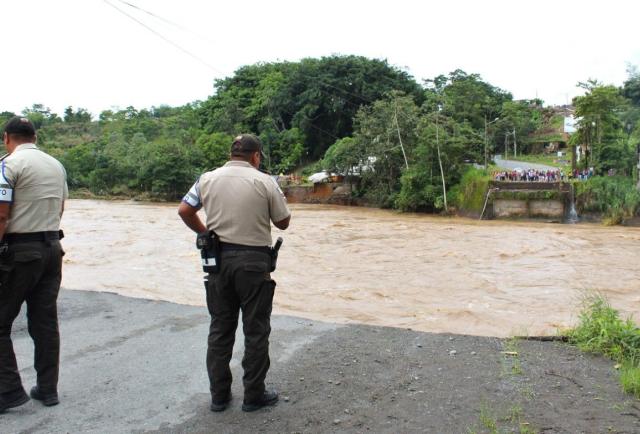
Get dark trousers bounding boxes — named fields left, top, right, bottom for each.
left=0, top=241, right=63, bottom=394
left=206, top=250, right=275, bottom=403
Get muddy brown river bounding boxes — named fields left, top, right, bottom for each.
left=60, top=199, right=640, bottom=337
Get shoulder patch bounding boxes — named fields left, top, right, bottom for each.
left=182, top=178, right=202, bottom=208
left=0, top=161, right=13, bottom=203
left=269, top=176, right=285, bottom=195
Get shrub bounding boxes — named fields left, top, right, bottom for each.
left=567, top=294, right=640, bottom=397
left=454, top=166, right=491, bottom=213
left=574, top=176, right=640, bottom=224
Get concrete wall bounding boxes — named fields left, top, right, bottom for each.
left=493, top=200, right=528, bottom=218
left=529, top=200, right=564, bottom=218
left=493, top=199, right=565, bottom=219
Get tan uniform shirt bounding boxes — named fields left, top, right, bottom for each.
left=1, top=143, right=68, bottom=233
left=183, top=161, right=290, bottom=246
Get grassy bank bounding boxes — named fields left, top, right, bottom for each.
left=453, top=167, right=492, bottom=215
left=567, top=294, right=640, bottom=398
left=574, top=176, right=640, bottom=225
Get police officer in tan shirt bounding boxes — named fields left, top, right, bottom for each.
left=179, top=134, right=290, bottom=412
left=0, top=117, right=67, bottom=413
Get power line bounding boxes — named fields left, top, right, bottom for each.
left=103, top=4, right=357, bottom=143
left=107, top=2, right=407, bottom=112
left=103, top=0, right=225, bottom=75
left=105, top=1, right=412, bottom=144
left=109, top=1, right=418, bottom=110
left=116, top=0, right=217, bottom=46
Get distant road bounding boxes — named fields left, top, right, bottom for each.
left=493, top=155, right=557, bottom=171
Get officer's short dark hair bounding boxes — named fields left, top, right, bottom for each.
left=3, top=116, right=36, bottom=141
left=231, top=134, right=265, bottom=159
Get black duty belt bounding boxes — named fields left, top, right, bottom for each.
left=4, top=230, right=64, bottom=244
left=219, top=242, right=270, bottom=254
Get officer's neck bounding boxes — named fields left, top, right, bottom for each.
left=230, top=156, right=259, bottom=169
left=5, top=139, right=34, bottom=155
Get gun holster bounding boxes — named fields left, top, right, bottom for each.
left=269, top=237, right=283, bottom=272
left=196, top=231, right=220, bottom=274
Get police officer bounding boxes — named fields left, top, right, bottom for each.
left=178, top=134, right=290, bottom=412
left=0, top=117, right=68, bottom=413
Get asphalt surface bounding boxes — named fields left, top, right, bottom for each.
left=494, top=155, right=558, bottom=171
left=2, top=289, right=338, bottom=433
left=2, top=290, right=639, bottom=433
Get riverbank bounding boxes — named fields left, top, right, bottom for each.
left=3, top=289, right=639, bottom=433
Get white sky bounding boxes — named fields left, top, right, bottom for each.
left=1, top=0, right=639, bottom=117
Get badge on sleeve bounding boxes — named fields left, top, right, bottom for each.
left=0, top=161, right=13, bottom=203
left=182, top=178, right=202, bottom=208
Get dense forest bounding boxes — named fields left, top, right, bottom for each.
left=2, top=55, right=639, bottom=216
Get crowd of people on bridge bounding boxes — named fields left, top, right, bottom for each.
left=493, top=168, right=564, bottom=182
left=574, top=167, right=595, bottom=180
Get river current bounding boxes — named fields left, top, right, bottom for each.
left=61, top=200, right=640, bottom=337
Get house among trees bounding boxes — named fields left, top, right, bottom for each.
left=527, top=105, right=574, bottom=155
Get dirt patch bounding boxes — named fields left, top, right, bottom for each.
left=157, top=324, right=640, bottom=433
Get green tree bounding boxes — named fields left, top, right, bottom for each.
left=424, top=70, right=512, bottom=161
left=622, top=65, right=640, bottom=106
left=396, top=111, right=477, bottom=212
left=573, top=81, right=632, bottom=174
left=321, top=137, right=362, bottom=176
left=199, top=55, right=424, bottom=170
left=21, top=104, right=61, bottom=129
left=496, top=100, right=540, bottom=156
left=351, top=92, right=420, bottom=207
left=196, top=132, right=232, bottom=171
left=0, top=111, right=16, bottom=127
left=64, top=106, right=92, bottom=123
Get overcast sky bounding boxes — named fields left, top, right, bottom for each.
left=2, top=0, right=639, bottom=117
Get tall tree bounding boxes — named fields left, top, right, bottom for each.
left=573, top=81, right=632, bottom=174
left=351, top=92, right=420, bottom=207
left=199, top=55, right=424, bottom=169
left=424, top=70, right=512, bottom=160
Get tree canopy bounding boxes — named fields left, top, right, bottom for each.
left=3, top=57, right=638, bottom=210
left=198, top=55, right=424, bottom=172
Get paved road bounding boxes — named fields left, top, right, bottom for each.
left=2, top=290, right=637, bottom=433
left=2, top=290, right=338, bottom=433
left=493, top=155, right=558, bottom=171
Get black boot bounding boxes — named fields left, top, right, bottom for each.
left=0, top=388, right=30, bottom=413
left=30, top=386, right=59, bottom=407
left=210, top=391, right=232, bottom=412
left=242, top=390, right=278, bottom=412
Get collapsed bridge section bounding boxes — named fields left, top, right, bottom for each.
left=483, top=181, right=573, bottom=222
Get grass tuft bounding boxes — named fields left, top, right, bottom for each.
left=567, top=294, right=640, bottom=397
left=620, top=363, right=640, bottom=396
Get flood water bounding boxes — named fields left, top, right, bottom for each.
left=61, top=200, right=640, bottom=337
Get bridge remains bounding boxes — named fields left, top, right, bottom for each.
left=484, top=181, right=573, bottom=222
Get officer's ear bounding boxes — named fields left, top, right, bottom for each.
left=250, top=151, right=261, bottom=168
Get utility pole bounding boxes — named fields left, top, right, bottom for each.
left=484, top=115, right=499, bottom=168
left=484, top=115, right=488, bottom=168
left=394, top=99, right=409, bottom=170
left=504, top=132, right=509, bottom=159
left=435, top=109, right=448, bottom=212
